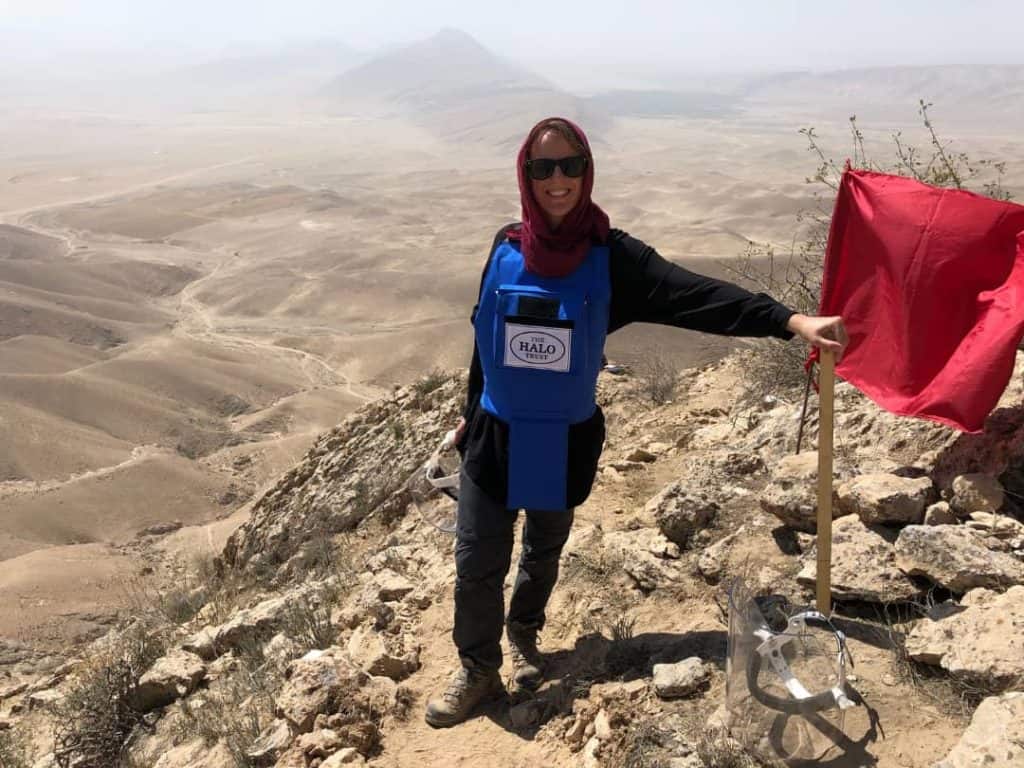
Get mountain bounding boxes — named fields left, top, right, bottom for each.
left=739, top=65, right=1024, bottom=125
left=0, top=40, right=363, bottom=113
left=150, top=39, right=363, bottom=110
left=321, top=28, right=608, bottom=145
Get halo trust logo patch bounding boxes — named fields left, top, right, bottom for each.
left=503, top=323, right=572, bottom=372
left=511, top=331, right=566, bottom=364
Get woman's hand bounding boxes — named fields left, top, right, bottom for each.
left=787, top=314, right=849, bottom=361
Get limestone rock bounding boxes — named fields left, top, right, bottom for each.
left=653, top=657, right=709, bottom=699
left=906, top=586, right=1024, bottom=689
left=932, top=692, right=1024, bottom=768
left=26, top=688, right=62, bottom=710
left=760, top=453, right=841, bottom=532
left=151, top=740, right=236, bottom=768
left=797, top=516, right=921, bottom=602
left=667, top=756, right=705, bottom=768
left=184, top=593, right=291, bottom=659
left=181, top=626, right=217, bottom=661
left=924, top=501, right=957, bottom=526
left=627, top=447, right=658, bottom=463
left=950, top=474, right=1005, bottom=515
left=372, top=569, right=414, bottom=602
left=895, top=525, right=1024, bottom=592
left=723, top=452, right=765, bottom=476
left=296, top=728, right=342, bottom=758
left=264, top=633, right=302, bottom=667
left=964, top=512, right=1024, bottom=550
left=245, top=718, right=294, bottom=765
left=589, top=678, right=648, bottom=702
left=697, top=527, right=745, bottom=583
left=346, top=626, right=418, bottom=681
left=322, top=748, right=365, bottom=766
left=837, top=473, right=934, bottom=525
left=509, top=699, right=545, bottom=729
left=643, top=482, right=719, bottom=547
left=582, top=735, right=602, bottom=768
left=134, top=649, right=206, bottom=712
left=603, top=529, right=684, bottom=591
left=275, top=648, right=365, bottom=733
left=593, top=708, right=612, bottom=740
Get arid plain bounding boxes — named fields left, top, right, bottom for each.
left=2, top=45, right=1023, bottom=660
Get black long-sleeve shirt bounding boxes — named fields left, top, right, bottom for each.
left=458, top=225, right=796, bottom=508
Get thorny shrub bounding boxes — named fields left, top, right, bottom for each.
left=50, top=621, right=168, bottom=768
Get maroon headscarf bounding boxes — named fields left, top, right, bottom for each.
left=508, top=117, right=610, bottom=278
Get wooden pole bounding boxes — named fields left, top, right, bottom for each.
left=816, top=349, right=835, bottom=617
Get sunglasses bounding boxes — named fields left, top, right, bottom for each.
left=524, top=155, right=588, bottom=181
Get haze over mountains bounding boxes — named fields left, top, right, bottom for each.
left=4, top=28, right=1023, bottom=132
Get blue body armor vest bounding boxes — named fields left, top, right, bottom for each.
left=473, top=240, right=610, bottom=511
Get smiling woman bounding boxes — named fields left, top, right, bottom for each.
left=524, top=120, right=588, bottom=228
left=423, top=116, right=849, bottom=729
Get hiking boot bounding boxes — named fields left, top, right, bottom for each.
left=507, top=623, right=546, bottom=690
left=424, top=664, right=505, bottom=728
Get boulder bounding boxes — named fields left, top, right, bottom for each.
left=895, top=525, right=1024, bottom=592
left=653, top=657, right=709, bottom=699
left=797, top=516, right=921, bottom=602
left=837, top=473, right=934, bottom=525
left=950, top=474, right=1005, bottom=515
left=643, top=482, right=718, bottom=547
left=760, top=453, right=841, bottom=532
left=906, top=586, right=1024, bottom=689
left=134, top=649, right=206, bottom=712
left=932, top=692, right=1024, bottom=768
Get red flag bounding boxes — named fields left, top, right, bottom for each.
left=815, top=169, right=1024, bottom=433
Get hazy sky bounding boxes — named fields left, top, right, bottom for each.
left=2, top=0, right=1022, bottom=73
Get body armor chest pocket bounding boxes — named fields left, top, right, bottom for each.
left=493, top=284, right=587, bottom=375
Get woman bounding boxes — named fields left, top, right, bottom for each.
left=424, top=117, right=847, bottom=728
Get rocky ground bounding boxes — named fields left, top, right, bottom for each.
left=2, top=350, right=1023, bottom=768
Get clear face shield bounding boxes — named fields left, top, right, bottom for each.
left=407, top=430, right=460, bottom=534
left=725, top=579, right=876, bottom=765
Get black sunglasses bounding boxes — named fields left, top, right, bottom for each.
left=524, top=155, right=588, bottom=181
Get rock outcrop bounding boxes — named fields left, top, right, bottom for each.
left=905, top=586, right=1024, bottom=689
left=895, top=525, right=1024, bottom=592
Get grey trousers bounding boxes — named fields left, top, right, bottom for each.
left=452, top=470, right=574, bottom=670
